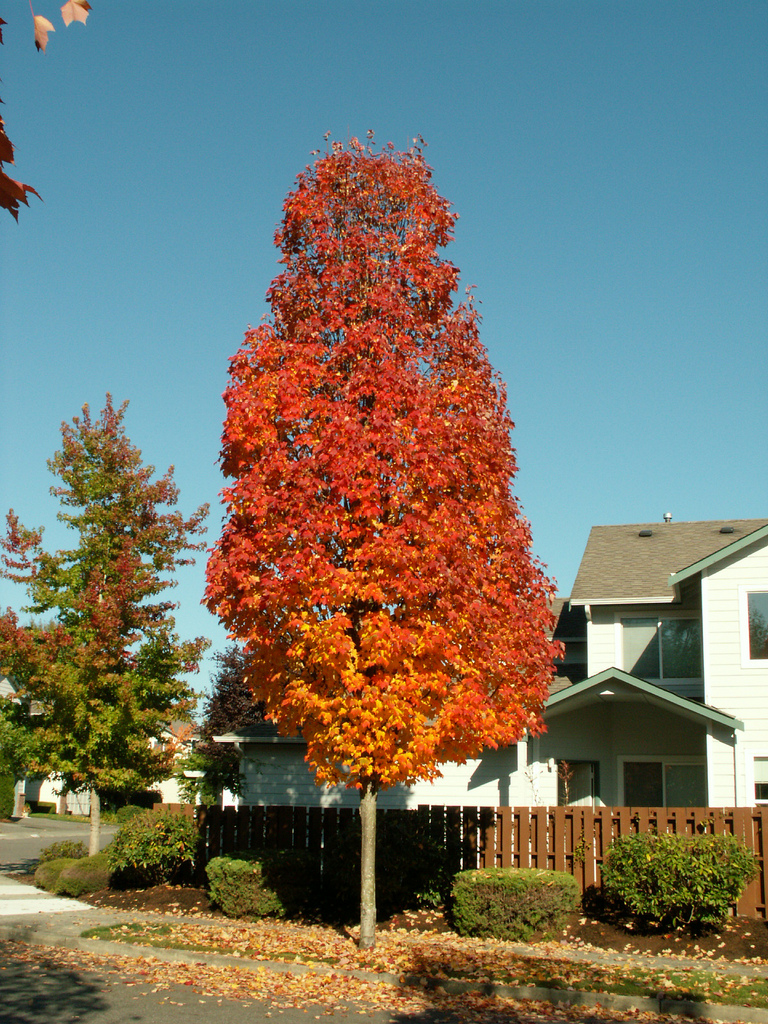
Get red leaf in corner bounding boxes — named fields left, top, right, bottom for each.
left=61, top=0, right=91, bottom=27
left=34, top=15, right=55, bottom=52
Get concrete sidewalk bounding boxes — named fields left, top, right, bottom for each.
left=1, top=872, right=767, bottom=1024
left=0, top=873, right=94, bottom=916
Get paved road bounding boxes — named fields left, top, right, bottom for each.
left=0, top=942, right=398, bottom=1024
left=0, top=817, right=116, bottom=872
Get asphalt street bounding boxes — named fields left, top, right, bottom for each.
left=0, top=943, right=408, bottom=1024
left=0, top=817, right=116, bottom=872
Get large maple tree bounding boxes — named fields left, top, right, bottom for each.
left=205, top=138, right=559, bottom=947
left=0, top=396, right=209, bottom=853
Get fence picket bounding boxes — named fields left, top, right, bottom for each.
left=161, top=803, right=768, bottom=920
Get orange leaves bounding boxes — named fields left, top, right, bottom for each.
left=32, top=0, right=91, bottom=51
left=1, top=2, right=93, bottom=218
left=206, top=139, right=559, bottom=798
left=60, top=0, right=91, bottom=27
left=33, top=13, right=55, bottom=52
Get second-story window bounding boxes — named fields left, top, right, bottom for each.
left=622, top=618, right=702, bottom=680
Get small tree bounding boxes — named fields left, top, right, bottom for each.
left=0, top=396, right=209, bottom=853
left=206, top=138, right=559, bottom=947
left=176, top=645, right=265, bottom=805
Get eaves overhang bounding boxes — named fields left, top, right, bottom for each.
left=213, top=725, right=305, bottom=746
left=545, top=667, right=744, bottom=731
left=569, top=596, right=676, bottom=606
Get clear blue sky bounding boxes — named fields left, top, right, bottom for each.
left=1, top=1, right=766, bottom=696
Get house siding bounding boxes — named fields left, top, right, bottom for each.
left=704, top=542, right=768, bottom=805
left=586, top=600, right=704, bottom=700
left=239, top=744, right=522, bottom=809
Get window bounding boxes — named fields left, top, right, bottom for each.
left=622, top=618, right=702, bottom=680
left=557, top=760, right=599, bottom=806
left=755, top=758, right=768, bottom=804
left=747, top=593, right=768, bottom=661
left=623, top=760, right=706, bottom=806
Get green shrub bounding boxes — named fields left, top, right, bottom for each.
left=602, top=831, right=759, bottom=928
left=451, top=867, right=580, bottom=941
left=39, top=840, right=88, bottom=864
left=55, top=852, right=112, bottom=897
left=206, top=848, right=320, bottom=919
left=107, top=810, right=199, bottom=887
left=322, top=810, right=456, bottom=922
left=115, top=804, right=146, bottom=823
left=34, top=857, right=74, bottom=892
left=0, top=771, right=14, bottom=819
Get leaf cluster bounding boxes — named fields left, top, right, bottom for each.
left=602, top=831, right=759, bottom=928
left=176, top=645, right=265, bottom=804
left=0, top=396, right=209, bottom=799
left=206, top=139, right=559, bottom=794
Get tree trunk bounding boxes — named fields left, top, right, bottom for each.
left=359, top=781, right=377, bottom=949
left=89, top=789, right=101, bottom=856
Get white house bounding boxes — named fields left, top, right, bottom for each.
left=217, top=517, right=768, bottom=810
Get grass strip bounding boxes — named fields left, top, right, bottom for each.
left=80, top=922, right=768, bottom=1010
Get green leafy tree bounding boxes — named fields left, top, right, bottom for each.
left=0, top=395, right=209, bottom=853
left=176, top=645, right=265, bottom=805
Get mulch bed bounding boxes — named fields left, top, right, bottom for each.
left=12, top=872, right=768, bottom=962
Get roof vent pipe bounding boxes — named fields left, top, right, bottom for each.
left=663, top=512, right=672, bottom=523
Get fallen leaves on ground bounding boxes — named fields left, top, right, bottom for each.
left=80, top=917, right=768, bottom=1011
left=0, top=939, right=730, bottom=1023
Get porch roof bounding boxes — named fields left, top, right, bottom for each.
left=213, top=722, right=304, bottom=745
left=545, top=667, right=744, bottom=731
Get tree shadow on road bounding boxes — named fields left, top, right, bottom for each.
left=0, top=946, right=109, bottom=1024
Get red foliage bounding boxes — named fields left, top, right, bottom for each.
left=206, top=139, right=559, bottom=794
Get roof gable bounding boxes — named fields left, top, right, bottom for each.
left=669, top=522, right=768, bottom=587
left=570, top=519, right=768, bottom=605
left=546, top=667, right=743, bottom=730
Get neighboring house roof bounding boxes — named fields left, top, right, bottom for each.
left=214, top=722, right=305, bottom=745
left=570, top=519, right=768, bottom=605
left=546, top=668, right=744, bottom=731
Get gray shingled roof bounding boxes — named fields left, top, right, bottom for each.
left=570, top=519, right=768, bottom=604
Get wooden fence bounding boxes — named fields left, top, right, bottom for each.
left=159, top=803, right=768, bottom=919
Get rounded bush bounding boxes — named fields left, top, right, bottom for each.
left=602, top=831, right=759, bottom=928
left=451, top=867, right=580, bottom=941
left=206, top=848, right=320, bottom=919
left=39, top=840, right=88, bottom=864
left=34, top=857, right=75, bottom=892
left=55, top=852, right=112, bottom=897
left=107, top=809, right=199, bottom=887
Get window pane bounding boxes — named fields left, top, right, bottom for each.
left=755, top=758, right=768, bottom=802
left=665, top=764, right=706, bottom=806
left=624, top=761, right=663, bottom=805
left=661, top=620, right=702, bottom=678
left=623, top=619, right=660, bottom=678
left=748, top=593, right=768, bottom=660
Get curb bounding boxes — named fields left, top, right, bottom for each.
left=1, top=916, right=766, bottom=1024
